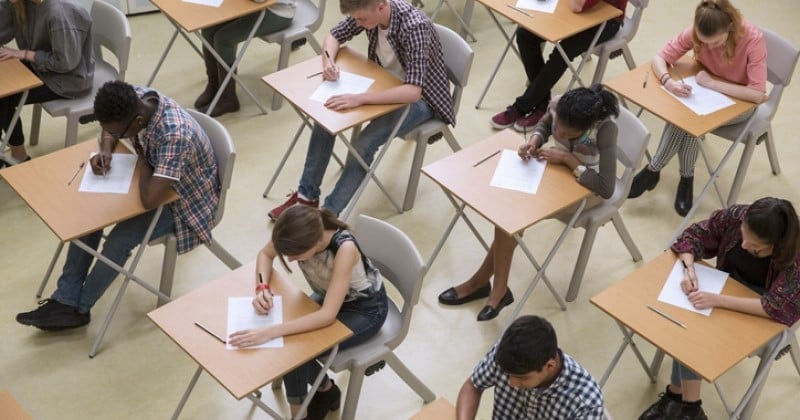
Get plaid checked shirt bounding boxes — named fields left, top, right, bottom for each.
left=471, top=345, right=604, bottom=420
left=132, top=87, right=220, bottom=254
left=329, top=0, right=455, bottom=125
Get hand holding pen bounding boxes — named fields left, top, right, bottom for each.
left=680, top=257, right=698, bottom=294
left=323, top=50, right=339, bottom=81
left=253, top=272, right=274, bottom=315
left=90, top=135, right=112, bottom=176
left=666, top=63, right=692, bottom=97
left=518, top=135, right=542, bottom=160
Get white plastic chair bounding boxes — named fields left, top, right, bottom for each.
left=589, top=0, right=649, bottom=85
left=400, top=23, right=474, bottom=211
left=151, top=109, right=242, bottom=307
left=560, top=107, right=651, bottom=302
left=280, top=215, right=435, bottom=420
left=29, top=0, right=131, bottom=148
left=260, top=0, right=326, bottom=110
left=699, top=28, right=800, bottom=207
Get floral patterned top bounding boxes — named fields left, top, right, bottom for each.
left=671, top=204, right=800, bottom=326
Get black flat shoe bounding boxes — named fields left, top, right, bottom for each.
left=306, top=380, right=341, bottom=420
left=674, top=176, right=694, bottom=217
left=628, top=167, right=660, bottom=198
left=477, top=289, right=514, bottom=321
left=438, top=283, right=491, bottom=306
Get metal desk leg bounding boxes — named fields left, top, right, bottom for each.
left=561, top=21, right=607, bottom=91
left=171, top=366, right=204, bottom=420
left=599, top=322, right=657, bottom=387
left=426, top=190, right=490, bottom=270
left=430, top=0, right=477, bottom=42
left=0, top=90, right=29, bottom=166
left=475, top=10, right=521, bottom=109
left=262, top=105, right=315, bottom=198
left=505, top=198, right=588, bottom=322
left=36, top=241, right=65, bottom=298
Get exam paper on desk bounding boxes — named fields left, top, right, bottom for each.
left=516, top=0, right=557, bottom=14
left=490, top=149, right=547, bottom=194
left=226, top=296, right=284, bottom=350
left=78, top=153, right=136, bottom=194
left=657, top=259, right=728, bottom=316
left=661, top=75, right=735, bottom=116
left=310, top=71, right=375, bottom=103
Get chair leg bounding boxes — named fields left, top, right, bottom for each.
left=158, top=235, right=178, bottom=307
left=65, top=114, right=80, bottom=147
left=442, top=128, right=462, bottom=152
left=727, top=136, right=758, bottom=207
left=385, top=352, right=436, bottom=403
left=37, top=241, right=65, bottom=298
left=403, top=136, right=429, bottom=212
left=590, top=51, right=610, bottom=85
left=205, top=239, right=243, bottom=270
left=566, top=223, right=600, bottom=302
left=611, top=213, right=642, bottom=262
left=621, top=46, right=636, bottom=71
left=30, top=104, right=43, bottom=146
left=340, top=367, right=367, bottom=420
left=763, top=128, right=781, bottom=175
left=789, top=336, right=800, bottom=377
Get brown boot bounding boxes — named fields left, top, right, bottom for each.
left=207, top=63, right=240, bottom=117
left=194, top=47, right=219, bottom=110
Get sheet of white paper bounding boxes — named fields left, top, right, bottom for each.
left=657, top=260, right=729, bottom=316
left=78, top=153, right=137, bottom=194
left=310, top=71, right=375, bottom=103
left=182, top=0, right=224, bottom=7
left=515, top=0, right=558, bottom=13
left=489, top=149, right=547, bottom=194
left=661, top=76, right=735, bottom=115
left=226, top=296, right=284, bottom=350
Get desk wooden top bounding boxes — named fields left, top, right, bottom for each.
left=0, top=391, right=32, bottom=420
left=478, top=0, right=622, bottom=42
left=409, top=397, right=457, bottom=420
left=0, top=140, right=177, bottom=242
left=261, top=47, right=405, bottom=135
left=150, top=0, right=276, bottom=32
left=0, top=59, right=43, bottom=98
left=148, top=261, right=353, bottom=400
left=604, top=58, right=758, bottom=138
left=590, top=251, right=785, bottom=382
left=422, top=129, right=591, bottom=236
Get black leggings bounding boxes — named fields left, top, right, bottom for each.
left=512, top=19, right=621, bottom=114
left=1, top=84, right=64, bottom=146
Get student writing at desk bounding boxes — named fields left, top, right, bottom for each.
left=628, top=0, right=767, bottom=216
left=0, top=0, right=93, bottom=164
left=439, top=85, right=618, bottom=321
left=639, top=197, right=800, bottom=420
left=489, top=0, right=626, bottom=132
left=229, top=206, right=388, bottom=420
left=456, top=315, right=604, bottom=419
left=268, top=0, right=454, bottom=220
left=16, top=81, right=220, bottom=331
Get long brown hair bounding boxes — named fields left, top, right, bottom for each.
left=271, top=206, right=348, bottom=273
left=692, top=0, right=744, bottom=62
left=745, top=197, right=800, bottom=273
left=11, top=0, right=45, bottom=27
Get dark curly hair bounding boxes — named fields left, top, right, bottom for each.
left=93, top=81, right=139, bottom=125
left=556, top=84, right=619, bottom=132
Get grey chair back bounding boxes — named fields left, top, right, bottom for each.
left=186, top=110, right=236, bottom=226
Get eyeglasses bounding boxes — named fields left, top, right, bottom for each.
left=108, top=114, right=139, bottom=139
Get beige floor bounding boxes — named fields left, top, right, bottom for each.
left=2, top=1, right=799, bottom=419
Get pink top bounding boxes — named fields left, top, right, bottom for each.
left=658, top=20, right=767, bottom=92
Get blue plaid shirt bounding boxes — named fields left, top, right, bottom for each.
left=471, top=345, right=604, bottom=419
left=329, top=0, right=455, bottom=125
left=132, top=87, right=220, bottom=254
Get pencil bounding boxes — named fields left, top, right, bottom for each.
left=507, top=5, right=531, bottom=17
left=67, top=162, right=85, bottom=186
left=194, top=322, right=226, bottom=344
left=642, top=71, right=649, bottom=88
left=473, top=150, right=501, bottom=167
left=307, top=71, right=323, bottom=79
left=670, top=63, right=687, bottom=86
left=646, top=305, right=687, bottom=329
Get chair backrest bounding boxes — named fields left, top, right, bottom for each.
left=610, top=106, right=651, bottom=206
left=616, top=0, right=648, bottom=45
left=90, top=0, right=132, bottom=81
left=354, top=215, right=425, bottom=344
left=186, top=110, right=236, bottom=226
left=756, top=28, right=800, bottom=122
left=433, top=24, right=474, bottom=115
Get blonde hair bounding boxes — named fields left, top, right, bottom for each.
left=692, top=0, right=744, bottom=61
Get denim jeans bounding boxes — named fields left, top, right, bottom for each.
left=51, top=207, right=175, bottom=313
left=671, top=359, right=701, bottom=385
left=297, top=100, right=434, bottom=215
left=283, top=286, right=389, bottom=404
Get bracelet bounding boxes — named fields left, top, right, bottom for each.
left=659, top=73, right=671, bottom=85
left=256, top=283, right=271, bottom=293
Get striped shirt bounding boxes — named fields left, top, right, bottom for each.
left=329, top=0, right=455, bottom=125
left=471, top=345, right=604, bottom=420
left=132, top=87, right=220, bottom=254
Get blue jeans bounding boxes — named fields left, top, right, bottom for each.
left=297, top=100, right=434, bottom=215
left=671, top=359, right=701, bottom=385
left=283, top=286, right=388, bottom=404
left=51, top=207, right=176, bottom=313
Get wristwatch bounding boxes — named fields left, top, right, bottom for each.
left=573, top=165, right=587, bottom=178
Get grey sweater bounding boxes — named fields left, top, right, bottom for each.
left=0, top=0, right=94, bottom=98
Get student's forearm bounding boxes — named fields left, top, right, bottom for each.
left=705, top=80, right=766, bottom=103
left=652, top=56, right=671, bottom=85
left=359, top=84, right=422, bottom=106
left=456, top=380, right=482, bottom=420
left=323, top=35, right=340, bottom=62
left=255, top=246, right=275, bottom=286
left=717, top=295, right=769, bottom=318
left=268, top=309, right=337, bottom=339
left=570, top=0, right=586, bottom=12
